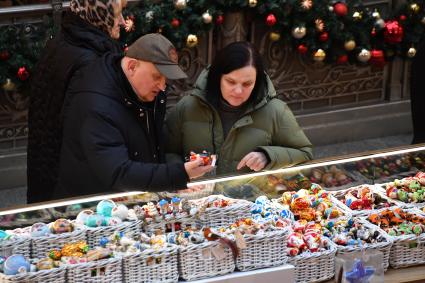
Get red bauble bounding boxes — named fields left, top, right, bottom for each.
left=383, top=20, right=403, bottom=44
left=216, top=15, right=224, bottom=25
left=171, top=18, right=180, bottom=28
left=334, top=2, right=348, bottom=17
left=319, top=32, right=329, bottom=42
left=17, top=66, right=30, bottom=81
left=369, top=49, right=386, bottom=67
left=266, top=13, right=277, bottom=26
left=297, top=44, right=308, bottom=54
left=371, top=28, right=377, bottom=37
left=399, top=15, right=407, bottom=21
left=0, top=50, right=9, bottom=61
left=337, top=54, right=348, bottom=64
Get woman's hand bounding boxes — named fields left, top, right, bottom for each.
left=237, top=151, right=268, bottom=171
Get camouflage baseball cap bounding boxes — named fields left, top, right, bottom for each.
left=125, top=33, right=188, bottom=80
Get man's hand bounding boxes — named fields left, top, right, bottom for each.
left=184, top=157, right=214, bottom=179
left=237, top=151, right=268, bottom=171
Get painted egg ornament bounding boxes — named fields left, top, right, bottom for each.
left=51, top=219, right=73, bottom=234
left=111, top=204, right=129, bottom=220
left=96, top=200, right=117, bottom=217
left=255, top=195, right=270, bottom=206
left=3, top=254, right=31, bottom=275
left=85, top=214, right=104, bottom=227
left=76, top=209, right=95, bottom=224
left=30, top=222, right=50, bottom=237
left=107, top=216, right=123, bottom=226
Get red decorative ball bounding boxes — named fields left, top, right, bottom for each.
left=371, top=28, right=377, bottom=37
left=336, top=54, right=348, bottom=64
left=216, top=15, right=224, bottom=25
left=297, top=44, right=308, bottom=54
left=266, top=13, right=277, bottom=26
left=171, top=18, right=180, bottom=28
left=383, top=20, right=403, bottom=44
left=399, top=15, right=407, bottom=21
left=369, top=49, right=386, bottom=67
left=334, top=2, right=348, bottom=17
left=17, top=66, right=30, bottom=81
left=319, top=32, right=329, bottom=42
left=0, top=50, right=9, bottom=61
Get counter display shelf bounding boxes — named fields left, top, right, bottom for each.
left=1, top=144, right=425, bottom=283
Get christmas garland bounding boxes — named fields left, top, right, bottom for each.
left=1, top=0, right=425, bottom=92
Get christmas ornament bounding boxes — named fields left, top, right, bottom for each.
left=145, top=11, right=154, bottom=22
left=297, top=44, right=308, bottom=54
left=300, top=0, right=313, bottom=10
left=17, top=67, right=29, bottom=81
left=372, top=9, right=381, bottom=19
left=292, top=26, right=307, bottom=39
left=124, top=17, right=135, bottom=32
left=96, top=200, right=116, bottom=217
left=315, top=19, right=325, bottom=32
left=421, top=17, right=425, bottom=25
left=371, top=28, right=377, bottom=37
left=410, top=3, right=420, bottom=13
left=337, top=54, right=348, bottom=64
left=319, top=32, right=329, bottom=42
left=248, top=0, right=257, bottom=8
left=0, top=50, right=9, bottom=61
left=357, top=49, right=371, bottom=63
left=399, top=15, right=407, bottom=21
left=174, top=0, right=187, bottom=10
left=369, top=49, right=385, bottom=67
left=328, top=6, right=334, bottom=12
left=352, top=11, right=362, bottom=21
left=407, top=47, right=417, bottom=58
left=334, top=2, right=348, bottom=17
left=216, top=15, right=224, bottom=25
left=313, top=49, right=326, bottom=61
left=186, top=34, right=198, bottom=48
left=344, top=259, right=375, bottom=283
left=344, top=40, right=356, bottom=51
left=171, top=18, right=180, bottom=28
left=384, top=20, right=403, bottom=44
left=202, top=11, right=213, bottom=24
left=2, top=78, right=16, bottom=91
left=375, top=19, right=385, bottom=29
left=269, top=32, right=281, bottom=41
left=266, top=14, right=277, bottom=26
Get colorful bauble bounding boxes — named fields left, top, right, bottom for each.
left=216, top=15, right=224, bottom=25
left=51, top=219, right=73, bottom=234
left=266, top=14, right=277, bottom=26
left=344, top=40, right=356, bottom=51
left=17, top=67, right=29, bottom=81
left=313, top=49, right=326, bottom=62
left=407, top=47, right=417, bottom=58
left=384, top=20, right=403, bottom=44
left=336, top=54, right=348, bottom=64
left=174, top=0, right=187, bottom=10
left=269, top=32, right=281, bottom=41
left=357, top=49, right=371, bottom=63
left=3, top=255, right=30, bottom=275
left=96, top=200, right=116, bottom=217
left=334, top=2, right=348, bottom=17
left=292, top=26, right=307, bottom=39
left=297, top=44, right=308, bottom=54
left=76, top=209, right=95, bottom=224
left=248, top=0, right=257, bottom=8
left=202, top=11, right=213, bottom=24
left=30, top=222, right=50, bottom=237
left=111, top=204, right=129, bottom=220
left=369, top=49, right=385, bottom=67
left=186, top=34, right=198, bottom=48
left=171, top=18, right=180, bottom=28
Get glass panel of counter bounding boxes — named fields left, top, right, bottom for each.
left=1, top=144, right=424, bottom=231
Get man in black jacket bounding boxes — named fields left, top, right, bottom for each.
left=410, top=39, right=425, bottom=144
left=54, top=34, right=213, bottom=199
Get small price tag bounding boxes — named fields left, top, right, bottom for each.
left=234, top=230, right=247, bottom=249
left=211, top=245, right=226, bottom=260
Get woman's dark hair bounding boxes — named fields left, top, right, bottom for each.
left=206, top=41, right=266, bottom=107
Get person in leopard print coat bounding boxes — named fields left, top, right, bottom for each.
left=27, top=0, right=126, bottom=203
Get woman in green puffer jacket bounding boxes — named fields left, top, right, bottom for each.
left=165, top=41, right=313, bottom=179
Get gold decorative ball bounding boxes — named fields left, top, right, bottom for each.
left=352, top=11, right=362, bottom=21
left=357, top=48, right=371, bottom=63
left=202, top=11, right=213, bottom=24
left=372, top=9, right=381, bottom=19
left=2, top=78, right=16, bottom=92
left=408, top=47, right=417, bottom=58
left=410, top=3, right=420, bottom=13
left=186, top=34, right=198, bottom=48
left=313, top=49, right=326, bottom=62
left=375, top=19, right=385, bottom=29
left=292, top=26, right=307, bottom=39
left=248, top=0, right=258, bottom=8
left=174, top=0, right=187, bottom=10
left=344, top=40, right=356, bottom=51
left=269, top=32, right=281, bottom=42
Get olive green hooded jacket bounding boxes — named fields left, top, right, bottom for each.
left=165, top=69, right=313, bottom=175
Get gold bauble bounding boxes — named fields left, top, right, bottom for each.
left=174, top=0, right=187, bottom=10
left=269, top=32, right=281, bottom=42
left=357, top=48, right=371, bottom=63
left=344, top=40, right=356, bottom=51
left=408, top=47, right=417, bottom=58
left=186, top=34, right=198, bottom=48
left=352, top=11, right=362, bottom=21
left=292, top=26, right=307, bottom=39
left=372, top=9, right=381, bottom=19
left=313, top=49, right=326, bottom=62
left=375, top=19, right=385, bottom=29
left=410, top=3, right=420, bottom=13
left=248, top=0, right=257, bottom=7
left=2, top=78, right=16, bottom=92
left=202, top=11, right=213, bottom=24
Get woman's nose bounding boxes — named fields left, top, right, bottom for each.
left=234, top=85, right=243, bottom=94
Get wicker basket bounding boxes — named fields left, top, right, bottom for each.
left=288, top=241, right=337, bottom=283
left=236, top=227, right=289, bottom=271
left=178, top=241, right=235, bottom=281
left=31, top=229, right=86, bottom=259
left=66, top=257, right=122, bottom=283
left=192, top=196, right=253, bottom=228
left=0, top=237, right=31, bottom=258
left=85, top=220, right=141, bottom=248
left=335, top=219, right=393, bottom=271
left=122, top=245, right=179, bottom=283
left=142, top=216, right=200, bottom=235
left=0, top=266, right=66, bottom=283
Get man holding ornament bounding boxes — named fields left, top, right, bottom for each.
left=53, top=34, right=213, bottom=200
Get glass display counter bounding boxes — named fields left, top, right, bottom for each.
left=1, top=144, right=425, bottom=283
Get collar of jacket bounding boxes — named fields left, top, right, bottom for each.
left=190, top=67, right=277, bottom=117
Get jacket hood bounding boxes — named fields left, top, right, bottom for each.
left=192, top=67, right=277, bottom=110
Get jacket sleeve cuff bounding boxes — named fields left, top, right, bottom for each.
left=169, top=163, right=189, bottom=190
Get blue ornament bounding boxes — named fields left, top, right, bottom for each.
left=30, top=222, right=50, bottom=237
left=3, top=254, right=30, bottom=275
left=255, top=196, right=269, bottom=206
left=99, top=237, right=109, bottom=247
left=253, top=214, right=263, bottom=221
left=96, top=200, right=116, bottom=217
left=171, top=196, right=181, bottom=204
left=280, top=209, right=294, bottom=220
left=345, top=258, right=375, bottom=283
left=251, top=204, right=263, bottom=214
left=347, top=218, right=355, bottom=227
left=0, top=230, right=11, bottom=240
left=85, top=214, right=103, bottom=227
